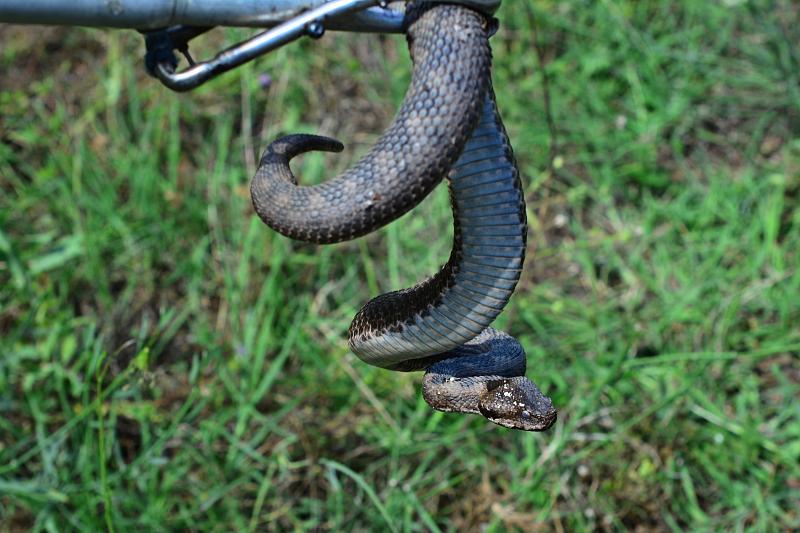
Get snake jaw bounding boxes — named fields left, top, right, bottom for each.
left=478, top=378, right=557, bottom=432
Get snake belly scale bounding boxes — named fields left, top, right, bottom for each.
left=251, top=2, right=556, bottom=431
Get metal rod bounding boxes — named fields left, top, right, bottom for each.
left=0, top=0, right=499, bottom=29
left=0, top=0, right=330, bottom=29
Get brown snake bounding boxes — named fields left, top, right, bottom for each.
left=251, top=2, right=556, bottom=431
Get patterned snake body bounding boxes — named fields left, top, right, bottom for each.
left=349, top=94, right=524, bottom=367
left=251, top=3, right=556, bottom=431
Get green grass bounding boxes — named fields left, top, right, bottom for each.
left=1, top=0, right=799, bottom=530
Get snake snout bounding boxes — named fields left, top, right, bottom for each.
left=478, top=377, right=557, bottom=431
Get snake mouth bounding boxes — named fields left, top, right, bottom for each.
left=478, top=378, right=557, bottom=432
left=485, top=408, right=558, bottom=432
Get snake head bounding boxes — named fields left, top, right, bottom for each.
left=478, top=377, right=557, bottom=431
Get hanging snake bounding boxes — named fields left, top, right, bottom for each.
left=251, top=2, right=556, bottom=431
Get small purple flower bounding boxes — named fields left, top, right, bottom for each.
left=259, top=73, right=273, bottom=90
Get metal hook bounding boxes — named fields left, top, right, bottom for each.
left=149, top=0, right=383, bottom=92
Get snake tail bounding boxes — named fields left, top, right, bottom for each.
left=251, top=3, right=492, bottom=244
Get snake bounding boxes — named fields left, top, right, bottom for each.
left=251, top=2, right=556, bottom=431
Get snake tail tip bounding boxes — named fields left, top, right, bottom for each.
left=267, top=133, right=344, bottom=159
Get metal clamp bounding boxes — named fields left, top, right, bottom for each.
left=143, top=0, right=502, bottom=92
left=148, top=0, right=385, bottom=92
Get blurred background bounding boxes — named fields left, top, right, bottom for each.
left=1, top=0, right=798, bottom=530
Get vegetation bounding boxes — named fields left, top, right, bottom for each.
left=1, top=0, right=798, bottom=530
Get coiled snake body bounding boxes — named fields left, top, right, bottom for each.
left=252, top=2, right=555, bottom=431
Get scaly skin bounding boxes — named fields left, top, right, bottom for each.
left=251, top=3, right=556, bottom=431
left=350, top=90, right=556, bottom=432
left=251, top=3, right=492, bottom=243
